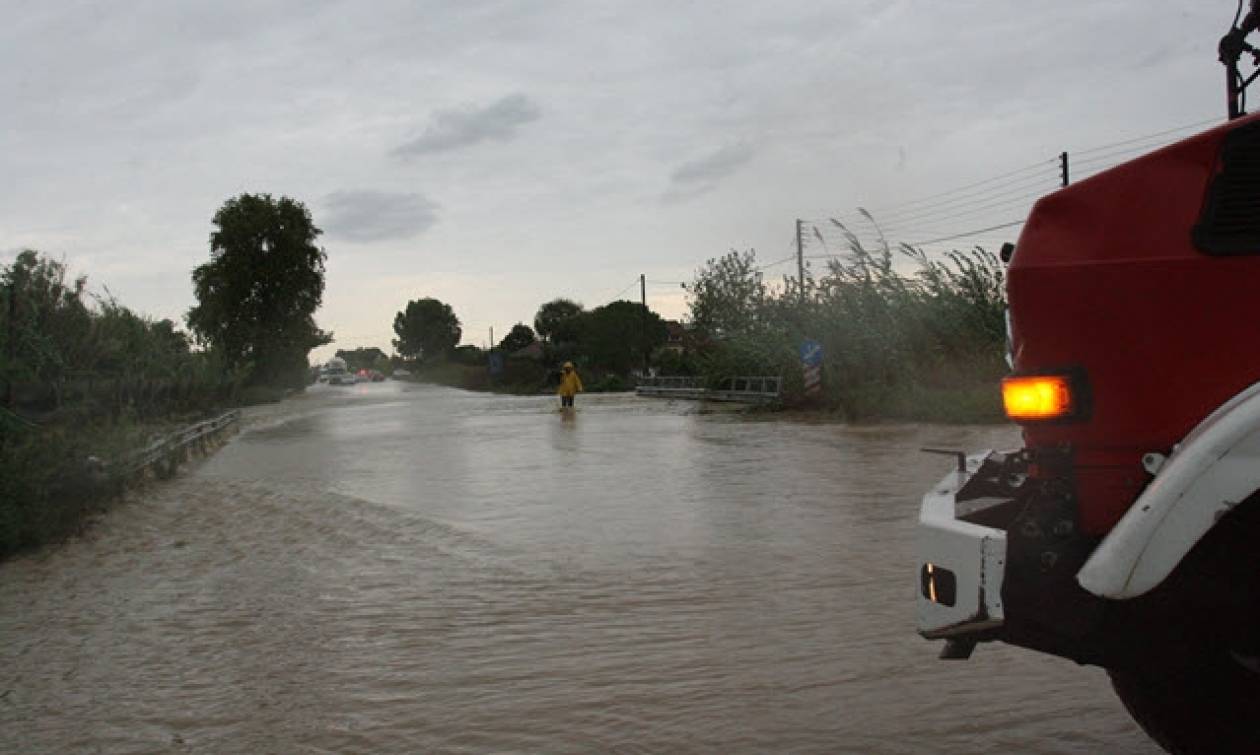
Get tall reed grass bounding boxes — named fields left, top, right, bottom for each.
left=685, top=236, right=1008, bottom=421
left=0, top=250, right=243, bottom=557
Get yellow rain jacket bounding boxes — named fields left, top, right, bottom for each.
left=558, top=364, right=584, bottom=397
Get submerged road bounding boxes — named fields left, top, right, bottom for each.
left=0, top=382, right=1156, bottom=753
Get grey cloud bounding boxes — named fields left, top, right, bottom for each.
left=392, top=94, right=541, bottom=157
left=323, top=191, right=439, bottom=242
left=663, top=143, right=756, bottom=201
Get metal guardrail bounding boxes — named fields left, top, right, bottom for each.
left=636, top=375, right=781, bottom=403
left=114, top=409, right=241, bottom=476
left=638, top=376, right=704, bottom=390
left=713, top=376, right=782, bottom=397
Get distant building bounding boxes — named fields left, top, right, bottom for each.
left=663, top=321, right=687, bottom=354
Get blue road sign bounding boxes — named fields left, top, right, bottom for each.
left=488, top=353, right=504, bottom=375
left=800, top=339, right=823, bottom=368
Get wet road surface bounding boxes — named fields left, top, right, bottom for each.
left=0, top=382, right=1157, bottom=753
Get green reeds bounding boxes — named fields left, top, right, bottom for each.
left=685, top=236, right=1009, bottom=422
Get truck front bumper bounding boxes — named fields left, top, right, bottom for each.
left=916, top=452, right=1008, bottom=640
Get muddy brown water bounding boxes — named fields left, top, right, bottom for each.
left=1, top=383, right=1157, bottom=754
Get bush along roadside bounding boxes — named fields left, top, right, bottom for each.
left=0, top=407, right=241, bottom=559
left=0, top=249, right=298, bottom=558
left=682, top=240, right=1009, bottom=423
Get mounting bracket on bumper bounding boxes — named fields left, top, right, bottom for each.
left=916, top=451, right=1010, bottom=644
left=917, top=446, right=1117, bottom=667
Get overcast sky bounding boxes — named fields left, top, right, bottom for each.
left=0, top=1, right=1230, bottom=360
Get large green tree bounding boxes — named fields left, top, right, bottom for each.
left=683, top=249, right=768, bottom=339
left=186, top=194, right=331, bottom=387
left=497, top=323, right=536, bottom=354
left=579, top=300, right=668, bottom=373
left=533, top=298, right=584, bottom=344
left=392, top=298, right=461, bottom=361
left=1, top=251, right=90, bottom=392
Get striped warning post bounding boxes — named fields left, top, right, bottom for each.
left=803, top=363, right=822, bottom=396
left=800, top=339, right=823, bottom=398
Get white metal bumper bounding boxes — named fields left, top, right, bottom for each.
left=916, top=453, right=1008, bottom=639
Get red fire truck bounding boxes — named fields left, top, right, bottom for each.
left=916, top=9, right=1260, bottom=753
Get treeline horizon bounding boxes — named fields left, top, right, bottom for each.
left=335, top=232, right=1009, bottom=421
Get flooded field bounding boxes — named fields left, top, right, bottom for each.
left=0, top=383, right=1155, bottom=753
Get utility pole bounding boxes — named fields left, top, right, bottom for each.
left=489, top=325, right=494, bottom=351
left=1060, top=151, right=1070, bottom=187
left=796, top=218, right=805, bottom=305
left=640, top=273, right=648, bottom=376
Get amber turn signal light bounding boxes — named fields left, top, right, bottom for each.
left=1002, top=375, right=1075, bottom=421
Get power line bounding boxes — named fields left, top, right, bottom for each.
left=810, top=188, right=1047, bottom=244
left=906, top=220, right=1026, bottom=247
left=605, top=277, right=641, bottom=302
left=867, top=184, right=1057, bottom=228
left=856, top=170, right=1060, bottom=225
left=811, top=224, right=1015, bottom=244
left=1069, top=136, right=1216, bottom=183
left=807, top=180, right=1054, bottom=241
left=806, top=213, right=1028, bottom=265
left=1072, top=143, right=1172, bottom=170
left=1072, top=116, right=1222, bottom=157
left=825, top=116, right=1220, bottom=248
left=858, top=158, right=1057, bottom=217
left=753, top=253, right=797, bottom=272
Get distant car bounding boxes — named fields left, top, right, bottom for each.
left=370, top=371, right=386, bottom=382
left=324, top=357, right=355, bottom=385
left=392, top=368, right=411, bottom=379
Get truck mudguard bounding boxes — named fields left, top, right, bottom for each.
left=1077, top=380, right=1260, bottom=599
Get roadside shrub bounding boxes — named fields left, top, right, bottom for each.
left=683, top=236, right=1008, bottom=421
left=652, top=347, right=698, bottom=376
left=0, top=421, right=126, bottom=557
left=0, top=251, right=253, bottom=557
left=450, top=345, right=487, bottom=366
left=587, top=374, right=630, bottom=393
left=1, top=250, right=246, bottom=421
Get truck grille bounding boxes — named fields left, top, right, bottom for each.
left=1193, top=121, right=1260, bottom=256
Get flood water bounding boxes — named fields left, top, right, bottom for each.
left=1, top=383, right=1156, bottom=754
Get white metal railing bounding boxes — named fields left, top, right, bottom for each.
left=713, top=376, right=782, bottom=397
left=114, top=409, right=241, bottom=475
left=636, top=375, right=781, bottom=403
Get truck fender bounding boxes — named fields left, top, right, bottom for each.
left=1077, top=380, right=1260, bottom=600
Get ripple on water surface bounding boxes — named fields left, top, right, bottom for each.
left=0, top=385, right=1157, bottom=753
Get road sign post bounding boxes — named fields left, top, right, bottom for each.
left=800, top=339, right=823, bottom=398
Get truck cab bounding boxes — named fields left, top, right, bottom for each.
left=916, top=114, right=1260, bottom=753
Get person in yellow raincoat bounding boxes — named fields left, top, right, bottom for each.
left=557, top=361, right=583, bottom=408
